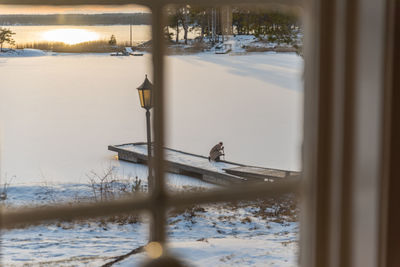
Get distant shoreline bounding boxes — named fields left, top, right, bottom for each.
left=0, top=13, right=151, bottom=26
left=0, top=23, right=150, bottom=26
left=1, top=34, right=301, bottom=55
left=0, top=48, right=300, bottom=58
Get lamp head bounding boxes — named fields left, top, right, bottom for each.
left=137, top=74, right=153, bottom=110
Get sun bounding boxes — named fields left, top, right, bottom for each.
left=42, top=29, right=100, bottom=45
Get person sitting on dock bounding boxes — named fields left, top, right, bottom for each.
left=208, top=142, right=225, bottom=162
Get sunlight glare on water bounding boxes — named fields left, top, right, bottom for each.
left=41, top=29, right=99, bottom=44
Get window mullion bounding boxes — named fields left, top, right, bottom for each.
left=150, top=2, right=167, bottom=244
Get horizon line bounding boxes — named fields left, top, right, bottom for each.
left=0, top=5, right=150, bottom=15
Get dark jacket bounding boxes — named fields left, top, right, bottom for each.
left=209, top=143, right=224, bottom=161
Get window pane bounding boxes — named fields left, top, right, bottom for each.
left=163, top=4, right=303, bottom=266
left=0, top=5, right=154, bottom=266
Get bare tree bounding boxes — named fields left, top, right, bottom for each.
left=86, top=167, right=144, bottom=202
left=0, top=174, right=15, bottom=201
left=180, top=6, right=190, bottom=45
left=166, top=5, right=192, bottom=45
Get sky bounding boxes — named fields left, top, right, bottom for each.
left=0, top=5, right=150, bottom=14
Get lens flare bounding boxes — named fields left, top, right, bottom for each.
left=145, top=242, right=163, bottom=259
left=42, top=29, right=99, bottom=45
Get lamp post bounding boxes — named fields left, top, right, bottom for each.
left=137, top=74, right=154, bottom=192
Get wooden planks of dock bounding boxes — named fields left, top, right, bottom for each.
left=108, top=142, right=300, bottom=186
left=224, top=166, right=300, bottom=181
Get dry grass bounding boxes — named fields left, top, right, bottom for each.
left=244, top=45, right=297, bottom=53
left=168, top=193, right=298, bottom=226
left=244, top=46, right=275, bottom=52
left=166, top=42, right=209, bottom=55
left=274, top=46, right=298, bottom=52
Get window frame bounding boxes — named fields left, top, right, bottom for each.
left=0, top=0, right=396, bottom=267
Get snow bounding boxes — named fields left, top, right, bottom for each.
left=116, top=237, right=298, bottom=267
left=119, top=143, right=238, bottom=173
left=115, top=199, right=299, bottom=267
left=174, top=34, right=297, bottom=55
left=1, top=220, right=149, bottom=266
left=220, top=35, right=274, bottom=53
left=1, top=174, right=214, bottom=208
left=0, top=48, right=48, bottom=57
left=167, top=237, right=297, bottom=267
left=1, top=184, right=299, bottom=266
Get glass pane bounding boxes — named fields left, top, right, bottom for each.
left=139, top=90, right=145, bottom=108
left=143, top=89, right=151, bottom=108
left=0, top=5, right=154, bottom=266
left=162, top=4, right=303, bottom=266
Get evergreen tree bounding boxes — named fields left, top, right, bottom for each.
left=0, top=28, right=16, bottom=52
left=190, top=7, right=209, bottom=40
left=165, top=6, right=301, bottom=46
left=231, top=8, right=300, bottom=45
left=108, top=34, right=117, bottom=46
left=165, top=6, right=181, bottom=43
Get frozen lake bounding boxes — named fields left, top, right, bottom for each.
left=0, top=52, right=303, bottom=185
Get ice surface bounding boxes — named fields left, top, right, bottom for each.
left=0, top=52, right=302, bottom=184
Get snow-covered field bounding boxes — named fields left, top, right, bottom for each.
left=0, top=51, right=302, bottom=266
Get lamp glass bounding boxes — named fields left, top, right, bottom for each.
left=138, top=88, right=152, bottom=109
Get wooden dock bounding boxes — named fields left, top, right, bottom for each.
left=108, top=142, right=300, bottom=186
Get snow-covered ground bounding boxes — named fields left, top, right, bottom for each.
left=115, top=201, right=298, bottom=267
left=0, top=48, right=49, bottom=57
left=166, top=34, right=300, bottom=55
left=0, top=51, right=302, bottom=266
left=1, top=183, right=298, bottom=266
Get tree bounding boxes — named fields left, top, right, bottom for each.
left=0, top=28, right=16, bottom=52
left=190, top=7, right=209, bottom=41
left=167, top=8, right=181, bottom=43
left=265, top=12, right=299, bottom=45
left=108, top=34, right=117, bottom=46
left=165, top=5, right=192, bottom=45
left=179, top=6, right=190, bottom=45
